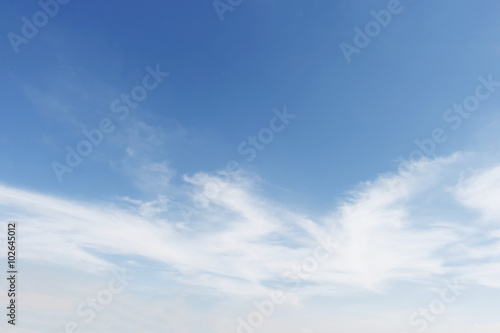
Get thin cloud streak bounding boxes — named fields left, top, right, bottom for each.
left=1, top=153, right=500, bottom=298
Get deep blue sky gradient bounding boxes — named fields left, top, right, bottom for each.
left=1, top=0, right=500, bottom=213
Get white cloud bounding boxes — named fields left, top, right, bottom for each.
left=455, top=164, right=500, bottom=222
left=1, top=153, right=500, bottom=301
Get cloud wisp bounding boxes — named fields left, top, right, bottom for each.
left=1, top=153, right=500, bottom=301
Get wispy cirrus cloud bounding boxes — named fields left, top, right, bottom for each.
left=1, top=151, right=500, bottom=299
left=2, top=151, right=500, bottom=332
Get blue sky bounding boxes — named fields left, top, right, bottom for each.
left=1, top=0, right=500, bottom=332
